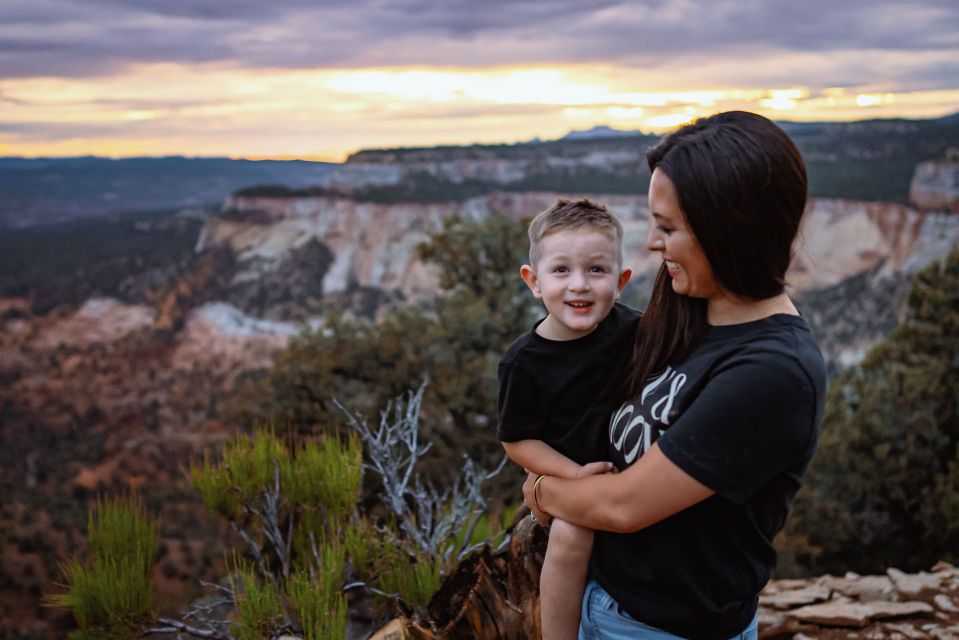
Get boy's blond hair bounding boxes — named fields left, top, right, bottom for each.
left=527, top=198, right=624, bottom=268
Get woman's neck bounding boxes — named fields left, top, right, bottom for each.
left=706, top=291, right=798, bottom=326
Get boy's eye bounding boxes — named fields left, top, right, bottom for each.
left=553, top=266, right=568, bottom=273
left=589, top=265, right=608, bottom=273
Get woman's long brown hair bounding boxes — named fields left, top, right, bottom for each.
left=622, top=111, right=807, bottom=401
left=622, top=266, right=706, bottom=400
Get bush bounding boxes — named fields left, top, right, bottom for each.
left=232, top=561, right=283, bottom=640
left=44, top=494, right=158, bottom=639
left=286, top=545, right=348, bottom=640
left=783, top=251, right=959, bottom=574
left=188, top=388, right=508, bottom=637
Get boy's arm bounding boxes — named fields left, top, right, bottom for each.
left=503, top=439, right=602, bottom=480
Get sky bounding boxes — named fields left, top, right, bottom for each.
left=2, top=0, right=958, bottom=161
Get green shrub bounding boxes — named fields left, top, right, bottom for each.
left=285, top=433, right=363, bottom=519
left=190, top=391, right=505, bottom=636
left=44, top=494, right=158, bottom=639
left=376, top=535, right=443, bottom=609
left=453, top=501, right=519, bottom=553
left=343, top=516, right=381, bottom=583
left=286, top=543, right=347, bottom=640
left=784, top=251, right=959, bottom=574
left=232, top=562, right=283, bottom=640
left=190, top=451, right=241, bottom=520
left=190, top=430, right=361, bottom=635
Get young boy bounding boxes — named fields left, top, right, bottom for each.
left=497, top=199, right=639, bottom=640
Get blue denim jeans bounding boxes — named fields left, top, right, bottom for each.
left=578, top=579, right=759, bottom=640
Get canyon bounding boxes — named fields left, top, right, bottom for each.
left=1, top=123, right=957, bottom=638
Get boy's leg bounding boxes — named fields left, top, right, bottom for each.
left=541, top=518, right=593, bottom=640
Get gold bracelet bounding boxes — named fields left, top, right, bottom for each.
left=532, top=474, right=549, bottom=515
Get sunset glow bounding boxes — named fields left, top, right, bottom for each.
left=2, top=0, right=956, bottom=160
left=4, top=63, right=957, bottom=161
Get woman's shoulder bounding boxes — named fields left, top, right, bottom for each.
left=700, top=314, right=825, bottom=385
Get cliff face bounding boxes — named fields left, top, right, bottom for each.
left=202, top=192, right=959, bottom=371
left=910, top=154, right=959, bottom=214
left=323, top=146, right=650, bottom=191
left=211, top=192, right=956, bottom=296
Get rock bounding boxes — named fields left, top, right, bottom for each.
left=760, top=585, right=831, bottom=609
left=35, top=298, right=156, bottom=349
left=788, top=602, right=873, bottom=627
left=757, top=614, right=818, bottom=639
left=209, top=192, right=959, bottom=315
left=368, top=618, right=408, bottom=640
left=171, top=303, right=299, bottom=374
left=883, top=623, right=926, bottom=639
left=864, top=600, right=935, bottom=619
left=757, top=608, right=783, bottom=627
left=773, top=578, right=814, bottom=590
left=928, top=626, right=959, bottom=640
left=887, top=567, right=944, bottom=596
left=820, top=575, right=897, bottom=601
left=909, top=157, right=959, bottom=213
left=934, top=594, right=959, bottom=613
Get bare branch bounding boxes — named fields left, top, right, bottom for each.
left=181, top=598, right=232, bottom=621
left=340, top=383, right=508, bottom=562
left=144, top=617, right=232, bottom=639
left=197, top=581, right=234, bottom=597
left=229, top=522, right=275, bottom=588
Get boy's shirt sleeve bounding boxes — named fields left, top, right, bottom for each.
left=496, top=356, right=545, bottom=442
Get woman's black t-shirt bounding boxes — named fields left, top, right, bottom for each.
left=590, top=314, right=826, bottom=640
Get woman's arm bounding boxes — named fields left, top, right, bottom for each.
left=523, top=443, right=714, bottom=532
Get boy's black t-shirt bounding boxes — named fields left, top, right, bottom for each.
left=591, top=314, right=827, bottom=640
left=496, top=303, right=641, bottom=465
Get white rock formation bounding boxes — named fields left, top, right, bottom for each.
left=910, top=154, right=959, bottom=213
left=171, top=302, right=301, bottom=372
left=206, top=192, right=959, bottom=303
left=34, top=298, right=156, bottom=349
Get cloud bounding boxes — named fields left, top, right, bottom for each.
left=2, top=0, right=957, bottom=158
left=1, top=0, right=956, bottom=91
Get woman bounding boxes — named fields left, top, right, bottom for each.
left=523, top=111, right=827, bottom=640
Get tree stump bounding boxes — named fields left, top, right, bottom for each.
left=371, top=512, right=547, bottom=639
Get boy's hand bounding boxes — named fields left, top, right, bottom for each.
left=576, top=461, right=615, bottom=478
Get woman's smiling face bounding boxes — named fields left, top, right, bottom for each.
left=646, top=168, right=721, bottom=301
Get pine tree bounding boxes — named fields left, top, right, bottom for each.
left=785, top=250, right=959, bottom=574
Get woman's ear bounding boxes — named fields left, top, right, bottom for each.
left=520, top=265, right=543, bottom=298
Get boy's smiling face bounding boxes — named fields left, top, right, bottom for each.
left=521, top=228, right=632, bottom=341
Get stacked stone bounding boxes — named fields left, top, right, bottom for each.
left=759, top=562, right=959, bottom=639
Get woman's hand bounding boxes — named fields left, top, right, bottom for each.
left=523, top=471, right=551, bottom=527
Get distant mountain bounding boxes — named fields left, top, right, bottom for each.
left=561, top=125, right=641, bottom=140
left=333, top=112, right=959, bottom=205
left=5, top=112, right=956, bottom=230
left=0, top=156, right=336, bottom=229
